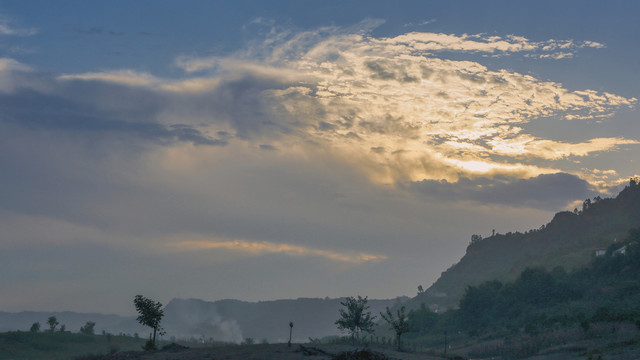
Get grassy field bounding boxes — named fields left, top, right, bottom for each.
left=0, top=331, right=147, bottom=360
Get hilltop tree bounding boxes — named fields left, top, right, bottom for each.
left=47, top=316, right=59, bottom=332
left=335, top=296, right=376, bottom=344
left=380, top=306, right=410, bottom=351
left=133, top=295, right=165, bottom=349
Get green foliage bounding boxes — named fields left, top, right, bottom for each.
left=407, top=304, right=438, bottom=334
left=142, top=339, right=156, bottom=351
left=0, top=330, right=144, bottom=360
left=47, top=316, right=59, bottom=332
left=452, top=227, right=640, bottom=334
left=79, top=321, right=96, bottom=335
left=416, top=184, right=640, bottom=310
left=30, top=322, right=40, bottom=333
left=403, top=226, right=640, bottom=346
left=133, top=295, right=165, bottom=347
left=335, top=296, right=376, bottom=344
left=380, top=306, right=409, bottom=350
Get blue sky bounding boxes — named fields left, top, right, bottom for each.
left=1, top=1, right=639, bottom=315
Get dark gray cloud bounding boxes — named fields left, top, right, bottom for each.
left=404, top=173, right=593, bottom=210
left=0, top=86, right=225, bottom=147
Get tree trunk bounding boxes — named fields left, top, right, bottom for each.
left=396, top=333, right=401, bottom=351
left=153, top=326, right=157, bottom=346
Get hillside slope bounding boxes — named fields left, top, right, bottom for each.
left=415, top=180, right=640, bottom=310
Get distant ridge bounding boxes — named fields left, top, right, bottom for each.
left=0, top=296, right=407, bottom=343
left=414, top=179, right=640, bottom=310
left=161, top=296, right=407, bottom=342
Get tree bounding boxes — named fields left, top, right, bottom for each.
left=380, top=306, right=409, bottom=351
left=288, top=321, right=293, bottom=347
left=47, top=316, right=59, bottom=332
left=133, top=295, right=165, bottom=349
left=80, top=321, right=96, bottom=335
left=30, top=322, right=40, bottom=333
left=335, top=296, right=376, bottom=344
left=417, top=285, right=424, bottom=295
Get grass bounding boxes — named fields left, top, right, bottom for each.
left=0, top=331, right=146, bottom=360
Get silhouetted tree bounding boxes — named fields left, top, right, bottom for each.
left=30, top=322, right=40, bottom=333
left=47, top=316, right=59, bottom=332
left=335, top=296, right=376, bottom=344
left=417, top=285, right=424, bottom=294
left=380, top=306, right=409, bottom=351
left=288, top=321, right=293, bottom=347
left=80, top=321, right=96, bottom=335
left=59, top=324, right=66, bottom=332
left=470, top=234, right=483, bottom=244
left=133, top=295, right=164, bottom=349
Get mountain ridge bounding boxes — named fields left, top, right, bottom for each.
left=414, top=179, right=640, bottom=310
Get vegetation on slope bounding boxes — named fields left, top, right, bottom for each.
left=416, top=179, right=640, bottom=309
left=397, top=226, right=640, bottom=355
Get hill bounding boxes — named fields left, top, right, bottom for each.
left=160, top=296, right=406, bottom=343
left=414, top=179, right=640, bottom=310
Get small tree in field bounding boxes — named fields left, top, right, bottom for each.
left=380, top=306, right=409, bottom=351
left=80, top=321, right=96, bottom=335
left=133, top=295, right=164, bottom=349
left=47, top=316, right=59, bottom=332
left=30, top=322, right=40, bottom=333
left=335, top=296, right=376, bottom=345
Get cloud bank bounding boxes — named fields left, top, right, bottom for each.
left=0, top=22, right=637, bottom=312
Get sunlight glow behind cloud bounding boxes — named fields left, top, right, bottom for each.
left=168, top=239, right=387, bottom=264
left=48, top=26, right=638, bottom=187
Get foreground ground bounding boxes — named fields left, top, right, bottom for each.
left=73, top=341, right=640, bottom=360
left=83, top=343, right=450, bottom=360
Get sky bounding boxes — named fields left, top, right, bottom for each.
left=1, top=0, right=639, bottom=315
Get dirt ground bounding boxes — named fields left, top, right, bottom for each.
left=93, top=343, right=449, bottom=360
left=84, top=340, right=640, bottom=360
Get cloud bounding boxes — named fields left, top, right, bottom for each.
left=405, top=173, right=592, bottom=210
left=7, top=24, right=633, bottom=189
left=377, top=32, right=604, bottom=58
left=404, top=19, right=437, bottom=28
left=168, top=239, right=387, bottom=264
left=0, top=58, right=38, bottom=92
left=0, top=14, right=37, bottom=36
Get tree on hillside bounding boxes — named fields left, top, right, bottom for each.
left=80, top=321, right=96, bottom=335
left=335, top=296, right=376, bottom=344
left=47, top=316, right=59, bottom=332
left=380, top=306, right=409, bottom=351
left=133, top=295, right=165, bottom=349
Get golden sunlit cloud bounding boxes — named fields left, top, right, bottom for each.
left=168, top=239, right=387, bottom=264
left=56, top=28, right=638, bottom=187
